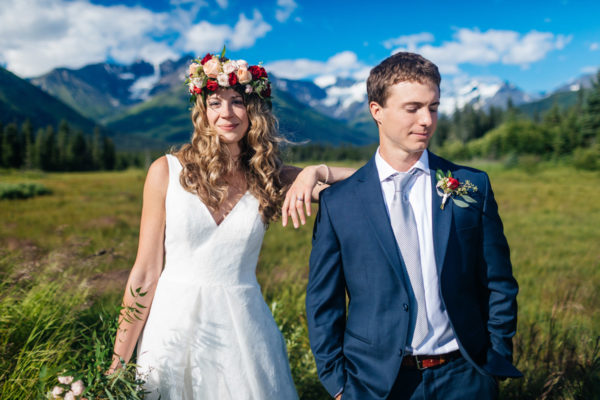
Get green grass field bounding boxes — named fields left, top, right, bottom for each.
left=1, top=162, right=599, bottom=399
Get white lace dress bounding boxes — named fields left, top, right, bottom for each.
left=136, top=154, right=298, bottom=400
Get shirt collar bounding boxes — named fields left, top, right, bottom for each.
left=375, top=148, right=430, bottom=183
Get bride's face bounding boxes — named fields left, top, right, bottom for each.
left=206, top=89, right=249, bottom=147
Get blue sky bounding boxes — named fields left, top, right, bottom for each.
left=1, top=0, right=599, bottom=94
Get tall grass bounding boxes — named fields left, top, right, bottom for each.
left=0, top=163, right=598, bottom=399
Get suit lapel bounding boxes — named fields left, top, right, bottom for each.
left=428, top=152, right=453, bottom=274
left=354, top=156, right=405, bottom=280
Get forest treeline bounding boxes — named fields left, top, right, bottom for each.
left=0, top=120, right=153, bottom=171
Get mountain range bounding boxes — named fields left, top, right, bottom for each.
left=1, top=57, right=596, bottom=150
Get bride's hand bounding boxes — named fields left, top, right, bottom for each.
left=281, top=166, right=320, bottom=228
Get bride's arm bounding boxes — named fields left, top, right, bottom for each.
left=107, top=156, right=168, bottom=373
left=280, top=164, right=355, bottom=228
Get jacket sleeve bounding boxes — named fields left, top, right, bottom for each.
left=481, top=172, right=519, bottom=363
left=306, top=193, right=347, bottom=396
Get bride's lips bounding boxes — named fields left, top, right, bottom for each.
left=218, top=124, right=239, bottom=131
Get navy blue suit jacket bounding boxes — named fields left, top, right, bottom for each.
left=306, top=152, right=522, bottom=399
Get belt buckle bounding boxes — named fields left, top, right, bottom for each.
left=414, top=356, right=426, bottom=371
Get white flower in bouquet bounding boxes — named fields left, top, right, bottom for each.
left=51, top=386, right=64, bottom=398
left=71, top=380, right=85, bottom=396
left=58, top=376, right=74, bottom=385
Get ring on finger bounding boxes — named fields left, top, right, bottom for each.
left=296, top=196, right=303, bottom=202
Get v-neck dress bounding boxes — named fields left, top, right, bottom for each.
left=136, top=154, right=298, bottom=400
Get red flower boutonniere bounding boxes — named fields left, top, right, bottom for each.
left=436, top=169, right=478, bottom=210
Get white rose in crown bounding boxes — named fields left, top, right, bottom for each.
left=222, top=60, right=238, bottom=74
left=217, top=73, right=230, bottom=87
left=192, top=77, right=203, bottom=86
left=237, top=59, right=248, bottom=69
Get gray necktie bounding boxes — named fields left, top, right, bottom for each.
left=389, top=170, right=429, bottom=348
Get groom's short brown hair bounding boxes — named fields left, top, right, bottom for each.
left=367, top=52, right=441, bottom=107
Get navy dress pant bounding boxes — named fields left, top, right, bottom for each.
left=387, top=357, right=499, bottom=400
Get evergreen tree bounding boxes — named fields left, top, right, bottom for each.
left=0, top=122, right=4, bottom=168
left=68, top=130, right=89, bottom=171
left=32, top=128, right=44, bottom=169
left=36, top=125, right=56, bottom=170
left=91, top=126, right=103, bottom=169
left=102, top=136, right=116, bottom=170
left=56, top=120, right=71, bottom=170
left=21, top=120, right=34, bottom=169
left=2, top=123, right=21, bottom=168
left=581, top=70, right=600, bottom=145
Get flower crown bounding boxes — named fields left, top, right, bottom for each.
left=186, top=46, right=272, bottom=105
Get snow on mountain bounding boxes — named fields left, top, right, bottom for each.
left=438, top=77, right=537, bottom=115
left=553, top=71, right=597, bottom=93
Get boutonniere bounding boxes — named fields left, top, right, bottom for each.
left=435, top=169, right=478, bottom=210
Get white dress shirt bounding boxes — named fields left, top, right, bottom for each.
left=375, top=149, right=459, bottom=355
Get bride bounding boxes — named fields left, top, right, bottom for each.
left=107, top=49, right=354, bottom=399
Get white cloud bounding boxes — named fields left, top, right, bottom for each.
left=266, top=51, right=368, bottom=82
left=383, top=32, right=434, bottom=51
left=182, top=10, right=271, bottom=55
left=275, top=0, right=297, bottom=23
left=590, top=42, right=599, bottom=51
left=0, top=0, right=271, bottom=77
left=388, top=28, right=571, bottom=75
left=0, top=0, right=177, bottom=77
left=581, top=65, right=598, bottom=74
left=215, top=0, right=228, bottom=9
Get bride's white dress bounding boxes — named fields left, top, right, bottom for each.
left=137, top=154, right=298, bottom=400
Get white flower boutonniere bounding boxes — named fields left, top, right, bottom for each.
left=435, top=169, right=478, bottom=210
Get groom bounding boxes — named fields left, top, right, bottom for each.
left=306, top=52, right=522, bottom=400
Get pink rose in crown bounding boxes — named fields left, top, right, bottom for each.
left=237, top=67, right=252, bottom=84
left=188, top=62, right=200, bottom=77
left=203, top=58, right=220, bottom=78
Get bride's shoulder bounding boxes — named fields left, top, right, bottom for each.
left=144, top=156, right=170, bottom=195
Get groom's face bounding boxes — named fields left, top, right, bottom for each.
left=370, top=80, right=440, bottom=157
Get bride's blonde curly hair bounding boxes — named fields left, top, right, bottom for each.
left=174, top=93, right=285, bottom=224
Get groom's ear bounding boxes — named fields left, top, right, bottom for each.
left=369, top=101, right=383, bottom=125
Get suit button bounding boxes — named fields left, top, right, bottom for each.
left=403, top=303, right=409, bottom=311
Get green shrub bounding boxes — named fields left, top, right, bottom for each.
left=573, top=145, right=600, bottom=170
left=0, top=182, right=52, bottom=199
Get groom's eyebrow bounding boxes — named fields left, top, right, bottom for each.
left=402, top=101, right=440, bottom=107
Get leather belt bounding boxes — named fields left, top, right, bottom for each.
left=401, top=350, right=462, bottom=370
